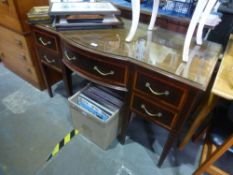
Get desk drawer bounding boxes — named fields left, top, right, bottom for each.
left=37, top=47, right=61, bottom=69
left=63, top=47, right=128, bottom=87
left=131, top=94, right=176, bottom=129
left=34, top=30, right=58, bottom=52
left=134, top=70, right=186, bottom=108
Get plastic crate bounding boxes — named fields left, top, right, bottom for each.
left=68, top=84, right=121, bottom=150
left=161, top=0, right=194, bottom=17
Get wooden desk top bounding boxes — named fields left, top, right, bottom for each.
left=37, top=19, right=222, bottom=91
left=212, top=34, right=233, bottom=100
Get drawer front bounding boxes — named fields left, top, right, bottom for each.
left=0, top=31, right=33, bottom=67
left=131, top=94, right=177, bottom=129
left=34, top=30, right=58, bottom=52
left=134, top=70, right=186, bottom=108
left=0, top=0, right=22, bottom=32
left=37, top=47, right=61, bottom=69
left=0, top=26, right=29, bottom=51
left=2, top=54, right=39, bottom=83
left=63, top=47, right=128, bottom=87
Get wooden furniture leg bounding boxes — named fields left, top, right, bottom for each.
left=158, top=132, right=177, bottom=167
left=193, top=134, right=233, bottom=175
left=179, top=94, right=217, bottom=150
left=41, top=64, right=53, bottom=97
left=61, top=61, right=73, bottom=97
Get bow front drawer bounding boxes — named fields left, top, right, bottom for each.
left=134, top=70, right=187, bottom=109
left=62, top=45, right=128, bottom=88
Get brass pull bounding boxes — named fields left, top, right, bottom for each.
left=43, top=55, right=55, bottom=63
left=145, top=82, right=170, bottom=96
left=141, top=104, right=162, bottom=117
left=19, top=54, right=26, bottom=61
left=15, top=39, right=23, bottom=47
left=93, top=66, right=114, bottom=76
left=64, top=50, right=76, bottom=61
left=27, top=68, right=32, bottom=73
left=39, top=37, right=51, bottom=46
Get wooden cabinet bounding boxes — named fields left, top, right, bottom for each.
left=0, top=0, right=48, bottom=89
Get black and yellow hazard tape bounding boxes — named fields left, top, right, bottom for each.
left=47, top=129, right=79, bottom=161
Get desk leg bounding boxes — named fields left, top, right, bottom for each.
left=157, top=132, right=177, bottom=167
left=41, top=64, right=53, bottom=97
left=179, top=94, right=217, bottom=150
left=119, top=105, right=132, bottom=144
left=61, top=62, right=73, bottom=97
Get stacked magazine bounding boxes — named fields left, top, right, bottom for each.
left=49, top=2, right=122, bottom=30
left=77, top=85, right=123, bottom=121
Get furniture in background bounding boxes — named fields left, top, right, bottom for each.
left=32, top=19, right=222, bottom=166
left=0, top=0, right=48, bottom=89
left=193, top=107, right=233, bottom=175
left=179, top=34, right=233, bottom=150
left=113, top=0, right=191, bottom=34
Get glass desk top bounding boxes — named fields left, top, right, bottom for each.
left=40, top=18, right=222, bottom=90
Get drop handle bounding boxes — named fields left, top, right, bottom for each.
left=64, top=50, right=76, bottom=61
left=19, top=54, right=26, bottom=61
left=15, top=39, right=23, bottom=46
left=39, top=37, right=51, bottom=46
left=93, top=66, right=114, bottom=76
left=145, top=82, right=170, bottom=96
left=141, top=104, right=162, bottom=117
left=43, top=55, right=55, bottom=63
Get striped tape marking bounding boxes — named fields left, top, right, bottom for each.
left=47, top=129, right=79, bottom=161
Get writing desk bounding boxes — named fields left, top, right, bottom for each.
left=33, top=19, right=221, bottom=166
left=179, top=34, right=233, bottom=150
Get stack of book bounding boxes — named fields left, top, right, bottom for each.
left=76, top=85, right=123, bottom=121
left=27, top=6, right=52, bottom=24
left=49, top=2, right=122, bottom=30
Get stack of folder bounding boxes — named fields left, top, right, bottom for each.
left=76, top=85, right=123, bottom=121
left=49, top=2, right=122, bottom=30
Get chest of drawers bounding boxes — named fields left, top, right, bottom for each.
left=0, top=0, right=48, bottom=89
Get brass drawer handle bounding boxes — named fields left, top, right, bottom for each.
left=43, top=55, right=55, bottom=63
left=19, top=54, right=26, bottom=61
left=64, top=50, right=76, bottom=61
left=93, top=66, right=114, bottom=76
left=27, top=68, right=32, bottom=73
left=141, top=104, right=162, bottom=117
left=39, top=37, right=52, bottom=46
left=15, top=39, right=23, bottom=47
left=145, top=82, right=170, bottom=96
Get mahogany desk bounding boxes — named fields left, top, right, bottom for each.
left=33, top=19, right=222, bottom=166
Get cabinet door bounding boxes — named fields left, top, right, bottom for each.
left=0, top=0, right=22, bottom=32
